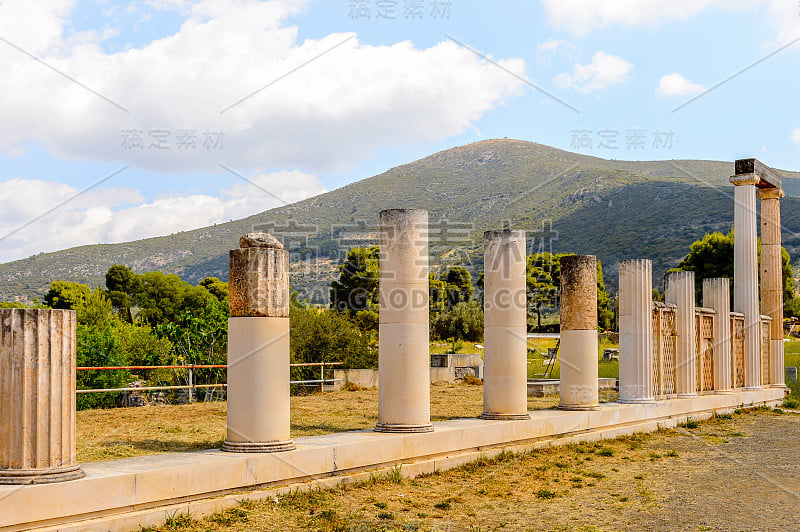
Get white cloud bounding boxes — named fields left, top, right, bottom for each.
left=656, top=73, right=706, bottom=97
left=538, top=0, right=799, bottom=43
left=0, top=170, right=325, bottom=262
left=553, top=52, right=632, bottom=93
left=792, top=128, right=800, bottom=146
left=0, top=0, right=527, bottom=175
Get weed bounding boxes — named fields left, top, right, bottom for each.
left=633, top=474, right=644, bottom=480
left=665, top=450, right=679, bottom=458
left=597, top=448, right=614, bottom=457
left=463, top=374, right=483, bottom=385
left=318, top=509, right=337, bottom=521
left=783, top=397, right=800, bottom=409
left=377, top=511, right=394, bottom=520
left=434, top=501, right=452, bottom=510
left=714, top=412, right=733, bottom=420
left=209, top=507, right=248, bottom=525
left=679, top=418, right=700, bottom=429
left=536, top=489, right=557, bottom=499
left=582, top=471, right=605, bottom=479
left=374, top=502, right=387, bottom=509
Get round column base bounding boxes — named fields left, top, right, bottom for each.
left=618, top=398, right=656, bottom=405
left=374, top=423, right=434, bottom=433
left=479, top=412, right=530, bottom=420
left=714, top=389, right=735, bottom=395
left=0, top=465, right=85, bottom=485
left=558, top=404, right=599, bottom=411
left=221, top=440, right=296, bottom=453
left=744, top=386, right=762, bottom=392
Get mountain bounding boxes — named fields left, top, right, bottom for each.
left=3, top=139, right=799, bottom=303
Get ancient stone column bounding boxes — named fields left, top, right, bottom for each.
left=703, top=278, right=733, bottom=393
left=223, top=233, right=294, bottom=452
left=665, top=271, right=697, bottom=397
left=481, top=230, right=529, bottom=420
left=618, top=259, right=655, bottom=403
left=559, top=255, right=599, bottom=410
left=731, top=175, right=761, bottom=389
left=0, top=309, right=85, bottom=484
left=376, top=209, right=433, bottom=433
left=758, top=187, right=786, bottom=388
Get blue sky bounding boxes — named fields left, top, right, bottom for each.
left=0, top=0, right=798, bottom=262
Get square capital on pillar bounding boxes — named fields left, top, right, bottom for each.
left=733, top=158, right=782, bottom=189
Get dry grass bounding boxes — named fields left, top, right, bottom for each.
left=77, top=384, right=560, bottom=462
left=139, top=407, right=799, bottom=532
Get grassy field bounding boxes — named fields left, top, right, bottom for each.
left=76, top=384, right=561, bottom=463
left=140, top=407, right=799, bottom=532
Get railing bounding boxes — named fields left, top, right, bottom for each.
left=652, top=302, right=677, bottom=399
left=695, top=307, right=715, bottom=392
left=760, top=315, right=772, bottom=386
left=76, top=362, right=343, bottom=398
left=731, top=313, right=746, bottom=388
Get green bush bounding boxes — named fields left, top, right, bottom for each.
left=431, top=301, right=484, bottom=342
left=291, top=307, right=376, bottom=381
left=76, top=326, right=132, bottom=410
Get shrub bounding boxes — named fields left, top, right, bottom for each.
left=431, top=301, right=484, bottom=341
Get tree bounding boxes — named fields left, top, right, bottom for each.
left=330, top=246, right=380, bottom=315
left=44, top=281, right=91, bottom=309
left=105, top=265, right=138, bottom=320
left=443, top=267, right=474, bottom=306
left=76, top=288, right=114, bottom=328
left=199, top=277, right=229, bottom=302
left=133, top=271, right=214, bottom=326
left=673, top=230, right=799, bottom=316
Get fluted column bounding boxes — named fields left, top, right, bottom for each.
left=703, top=278, right=733, bottom=393
left=666, top=271, right=697, bottom=397
left=481, top=230, right=529, bottom=420
left=758, top=187, right=786, bottom=388
left=618, top=259, right=654, bottom=403
left=223, top=233, right=294, bottom=452
left=376, top=209, right=433, bottom=433
left=731, top=176, right=761, bottom=389
left=0, top=309, right=84, bottom=484
left=559, top=255, right=599, bottom=410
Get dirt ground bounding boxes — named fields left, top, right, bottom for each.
left=139, top=407, right=799, bottom=532
left=77, top=384, right=579, bottom=462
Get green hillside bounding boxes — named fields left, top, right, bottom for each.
left=2, top=139, right=798, bottom=303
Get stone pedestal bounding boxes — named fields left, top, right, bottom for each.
left=703, top=278, right=733, bottom=393
left=376, top=209, right=433, bottom=433
left=666, top=271, right=697, bottom=397
left=731, top=176, right=761, bottom=389
left=223, top=234, right=294, bottom=452
left=618, top=259, right=655, bottom=403
left=559, top=255, right=599, bottom=410
left=0, top=309, right=85, bottom=484
left=758, top=187, right=786, bottom=388
left=481, top=230, right=529, bottom=420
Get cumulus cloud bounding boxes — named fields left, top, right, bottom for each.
left=656, top=73, right=706, bottom=97
left=792, top=128, right=800, bottom=146
left=538, top=0, right=800, bottom=43
left=0, top=170, right=325, bottom=262
left=553, top=52, right=632, bottom=93
left=0, top=0, right=527, bottom=175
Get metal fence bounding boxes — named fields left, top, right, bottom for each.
left=76, top=362, right=343, bottom=400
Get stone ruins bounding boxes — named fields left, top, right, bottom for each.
left=0, top=158, right=787, bottom=531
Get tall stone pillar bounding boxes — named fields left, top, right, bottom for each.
left=0, top=309, right=84, bottom=484
left=376, top=209, right=433, bottom=433
left=666, top=271, right=697, bottom=397
left=223, top=233, right=294, bottom=452
left=559, top=255, right=599, bottom=410
left=731, top=175, right=761, bottom=389
left=618, top=259, right=655, bottom=403
left=758, top=187, right=786, bottom=388
left=481, top=230, right=529, bottom=420
left=703, top=278, right=733, bottom=393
